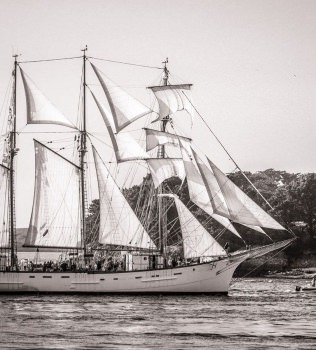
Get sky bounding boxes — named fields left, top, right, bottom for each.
left=0, top=0, right=315, bottom=227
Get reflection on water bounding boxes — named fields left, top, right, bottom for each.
left=0, top=279, right=315, bottom=349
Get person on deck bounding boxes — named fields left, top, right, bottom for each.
left=224, top=242, right=231, bottom=256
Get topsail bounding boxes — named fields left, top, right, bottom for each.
left=91, top=63, right=151, bottom=132
left=148, top=84, right=194, bottom=121
left=91, top=90, right=149, bottom=162
left=19, top=68, right=75, bottom=129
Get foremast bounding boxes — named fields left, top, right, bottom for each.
left=9, top=55, right=18, bottom=268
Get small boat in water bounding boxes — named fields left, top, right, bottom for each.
left=296, top=275, right=316, bottom=292
left=296, top=286, right=316, bottom=292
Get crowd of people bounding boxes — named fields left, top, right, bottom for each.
left=16, top=252, right=221, bottom=273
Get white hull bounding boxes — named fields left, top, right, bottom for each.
left=0, top=256, right=246, bottom=294
left=0, top=240, right=293, bottom=293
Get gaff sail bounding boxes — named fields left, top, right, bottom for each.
left=19, top=68, right=75, bottom=129
left=92, top=146, right=156, bottom=249
left=24, top=140, right=82, bottom=248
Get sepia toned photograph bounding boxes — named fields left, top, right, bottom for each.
left=0, top=1, right=315, bottom=349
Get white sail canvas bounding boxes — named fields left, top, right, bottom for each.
left=145, top=128, right=191, bottom=153
left=25, top=141, right=81, bottom=248
left=149, top=84, right=194, bottom=121
left=91, top=91, right=148, bottom=162
left=170, top=195, right=226, bottom=259
left=208, top=160, right=285, bottom=230
left=147, top=158, right=185, bottom=188
left=179, top=140, right=242, bottom=239
left=91, top=63, right=151, bottom=132
left=93, top=147, right=156, bottom=249
left=192, top=149, right=230, bottom=217
left=19, top=68, right=75, bottom=128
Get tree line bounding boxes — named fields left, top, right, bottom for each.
left=86, top=169, right=316, bottom=263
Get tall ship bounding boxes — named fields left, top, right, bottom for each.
left=0, top=50, right=295, bottom=293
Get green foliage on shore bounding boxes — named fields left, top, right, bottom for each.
left=85, top=169, right=315, bottom=267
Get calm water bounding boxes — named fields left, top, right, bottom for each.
left=0, top=279, right=315, bottom=349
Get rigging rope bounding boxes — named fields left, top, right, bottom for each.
left=88, top=56, right=163, bottom=70
left=182, top=91, right=275, bottom=211
left=230, top=240, right=294, bottom=287
left=18, top=56, right=82, bottom=64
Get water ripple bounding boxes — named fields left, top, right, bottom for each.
left=0, top=279, right=315, bottom=349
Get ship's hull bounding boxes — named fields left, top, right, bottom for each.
left=0, top=255, right=246, bottom=294
left=0, top=239, right=294, bottom=293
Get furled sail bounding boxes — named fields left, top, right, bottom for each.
left=91, top=90, right=148, bottom=162
left=208, top=159, right=285, bottom=230
left=162, top=194, right=226, bottom=259
left=147, top=158, right=185, bottom=188
left=0, top=165, right=10, bottom=248
left=91, top=63, right=151, bottom=132
left=24, top=141, right=81, bottom=248
left=148, top=84, right=194, bottom=121
left=92, top=147, right=156, bottom=249
left=19, top=68, right=75, bottom=128
left=145, top=128, right=191, bottom=152
left=179, top=140, right=242, bottom=239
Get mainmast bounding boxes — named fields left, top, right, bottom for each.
left=9, top=55, right=18, bottom=268
left=158, top=58, right=169, bottom=257
left=80, top=46, right=88, bottom=254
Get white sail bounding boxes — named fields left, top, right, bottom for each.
left=208, top=160, right=285, bottom=230
left=19, top=68, right=75, bottom=128
left=163, top=194, right=226, bottom=259
left=149, top=84, right=194, bottom=121
left=92, top=147, right=156, bottom=249
left=145, top=128, right=190, bottom=152
left=0, top=165, right=9, bottom=248
left=147, top=158, right=185, bottom=188
left=91, top=63, right=151, bottom=132
left=116, top=133, right=149, bottom=162
left=179, top=140, right=242, bottom=239
left=25, top=141, right=81, bottom=248
left=191, top=149, right=230, bottom=217
left=91, top=91, right=148, bottom=162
